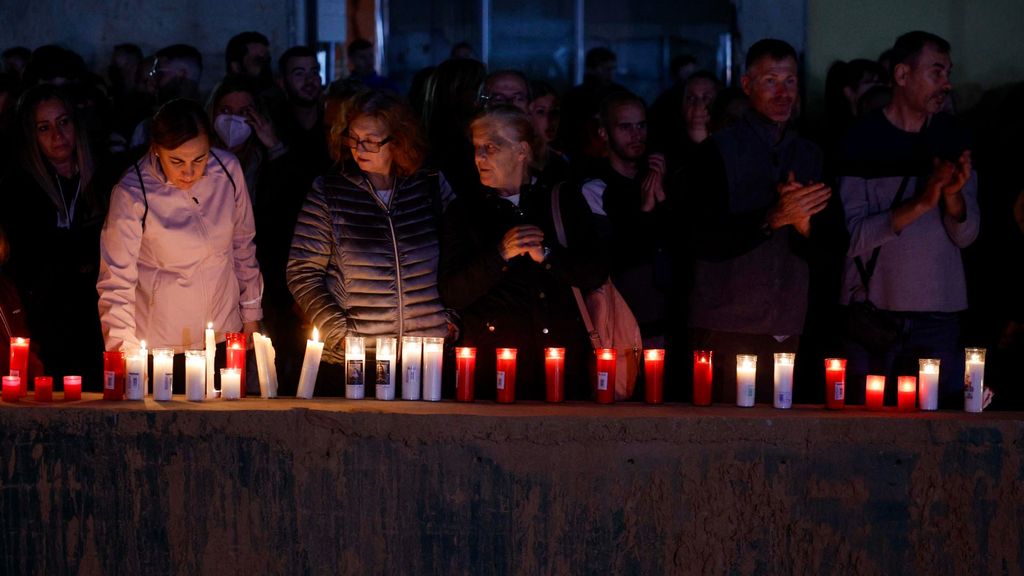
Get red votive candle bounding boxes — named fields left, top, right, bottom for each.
left=2, top=376, right=20, bottom=402
left=103, top=351, right=126, bottom=401
left=225, top=332, right=246, bottom=398
left=63, top=376, right=82, bottom=401
left=455, top=347, right=476, bottom=402
left=644, top=349, right=665, bottom=404
left=496, top=348, right=517, bottom=403
left=545, top=347, right=565, bottom=403
left=898, top=376, right=917, bottom=412
left=824, top=358, right=846, bottom=410
left=692, top=350, right=713, bottom=406
left=596, top=348, right=616, bottom=404
left=865, top=375, right=885, bottom=411
left=10, top=337, right=30, bottom=397
left=34, top=376, right=53, bottom=402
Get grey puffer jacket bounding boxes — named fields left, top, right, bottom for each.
left=287, top=162, right=453, bottom=363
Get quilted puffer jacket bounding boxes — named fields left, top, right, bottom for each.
left=287, top=162, right=452, bottom=363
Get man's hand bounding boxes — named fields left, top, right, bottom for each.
left=766, top=171, right=831, bottom=237
left=499, top=225, right=546, bottom=263
left=640, top=153, right=667, bottom=212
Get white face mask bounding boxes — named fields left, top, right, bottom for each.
left=213, top=114, right=252, bottom=149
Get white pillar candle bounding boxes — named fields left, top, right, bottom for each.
left=205, top=322, right=217, bottom=399
left=376, top=337, right=397, bottom=400
left=422, top=337, right=444, bottom=401
left=401, top=336, right=422, bottom=400
left=126, top=350, right=146, bottom=400
left=152, top=348, right=174, bottom=401
left=918, top=358, right=940, bottom=411
left=773, top=353, right=795, bottom=409
left=736, top=354, right=757, bottom=407
left=185, top=349, right=205, bottom=402
left=139, top=340, right=148, bottom=396
left=964, top=348, right=985, bottom=413
left=221, top=368, right=241, bottom=400
left=297, top=327, right=324, bottom=399
left=345, top=336, right=366, bottom=399
left=265, top=335, right=279, bottom=398
left=253, top=332, right=269, bottom=397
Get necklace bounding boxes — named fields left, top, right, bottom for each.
left=54, top=171, right=82, bottom=229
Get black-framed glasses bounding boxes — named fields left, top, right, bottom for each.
left=341, top=134, right=393, bottom=153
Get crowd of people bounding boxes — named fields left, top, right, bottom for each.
left=0, top=29, right=1021, bottom=408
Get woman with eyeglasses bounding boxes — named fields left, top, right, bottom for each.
left=439, top=105, right=606, bottom=401
left=97, top=98, right=263, bottom=387
left=287, top=90, right=454, bottom=393
left=1, top=84, right=110, bottom=387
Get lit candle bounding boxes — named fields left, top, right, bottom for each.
left=296, top=327, right=324, bottom=399
left=345, top=336, right=366, bottom=399
left=401, top=336, right=422, bottom=400
left=226, top=332, right=246, bottom=398
left=9, top=337, right=30, bottom=397
left=644, top=349, right=665, bottom=404
left=376, top=337, right=397, bottom=400
left=544, top=347, right=565, bottom=403
left=865, top=375, right=885, bottom=411
left=63, top=375, right=82, bottom=401
left=455, top=347, right=476, bottom=402
left=126, top=350, right=145, bottom=400
left=918, top=359, right=940, bottom=411
left=103, top=350, right=126, bottom=401
left=220, top=368, right=241, bottom=400
left=139, top=340, right=148, bottom=397
left=152, top=348, right=174, bottom=401
left=773, top=353, right=795, bottom=409
left=897, top=376, right=916, bottom=412
left=693, top=350, right=713, bottom=406
left=253, top=332, right=270, bottom=397
left=964, top=348, right=985, bottom=413
left=34, top=376, right=53, bottom=402
left=185, top=349, right=206, bottom=402
left=736, top=354, right=756, bottom=407
left=595, top=348, right=616, bottom=404
left=264, top=335, right=279, bottom=398
left=205, top=322, right=216, bottom=399
left=824, top=358, right=846, bottom=410
left=422, top=337, right=444, bottom=401
left=496, top=347, right=517, bottom=403
left=2, top=376, right=20, bottom=402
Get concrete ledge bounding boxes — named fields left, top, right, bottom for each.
left=2, top=396, right=1023, bottom=575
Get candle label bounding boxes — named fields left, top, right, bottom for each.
left=743, top=384, right=754, bottom=399
left=834, top=381, right=844, bottom=401
left=104, top=371, right=115, bottom=390
left=376, top=360, right=390, bottom=386
left=161, top=374, right=172, bottom=393
left=778, top=392, right=791, bottom=405
left=347, top=360, right=364, bottom=386
left=128, top=373, right=141, bottom=393
left=496, top=372, right=506, bottom=390
left=597, top=372, right=609, bottom=391
left=405, top=366, right=419, bottom=385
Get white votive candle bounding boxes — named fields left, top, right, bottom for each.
left=773, top=352, right=795, bottom=409
left=422, top=337, right=444, bottom=401
left=126, top=350, right=146, bottom=400
left=152, top=348, right=174, bottom=401
left=918, top=358, right=940, bottom=411
left=736, top=354, right=757, bottom=408
left=297, top=327, right=324, bottom=399
left=964, top=348, right=985, bottom=413
left=345, top=336, right=366, bottom=399
left=185, top=349, right=205, bottom=402
left=401, top=336, right=422, bottom=400
left=221, top=368, right=241, bottom=400
left=376, top=337, right=397, bottom=400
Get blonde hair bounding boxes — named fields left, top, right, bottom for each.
left=17, top=85, right=94, bottom=208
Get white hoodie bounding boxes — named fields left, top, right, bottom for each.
left=98, top=148, right=263, bottom=352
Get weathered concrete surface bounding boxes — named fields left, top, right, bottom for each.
left=1, top=396, right=1022, bottom=575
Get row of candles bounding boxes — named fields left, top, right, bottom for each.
left=2, top=333, right=989, bottom=410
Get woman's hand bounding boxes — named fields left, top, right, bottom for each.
left=500, top=225, right=546, bottom=263
left=242, top=320, right=261, bottom=347
left=245, top=109, right=280, bottom=150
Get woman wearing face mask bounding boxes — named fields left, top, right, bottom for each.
left=1, top=84, right=110, bottom=387
left=439, top=105, right=606, bottom=400
left=287, top=90, right=454, bottom=395
left=207, top=76, right=286, bottom=207
left=97, top=98, right=263, bottom=386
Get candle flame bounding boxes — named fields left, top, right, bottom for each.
left=140, top=340, right=147, bottom=350
left=458, top=347, right=475, bottom=358
left=208, top=322, right=213, bottom=330
left=599, top=349, right=615, bottom=361
left=499, top=348, right=516, bottom=360
left=645, top=349, right=665, bottom=361
left=14, top=337, right=25, bottom=344
left=829, top=359, right=841, bottom=370
left=546, top=347, right=564, bottom=360
left=312, top=327, right=319, bottom=343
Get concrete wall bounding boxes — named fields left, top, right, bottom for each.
left=2, top=398, right=1022, bottom=574
left=0, top=0, right=302, bottom=93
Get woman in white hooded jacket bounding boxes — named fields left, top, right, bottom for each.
left=97, top=98, right=263, bottom=364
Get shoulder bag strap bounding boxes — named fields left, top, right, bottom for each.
left=551, top=183, right=602, bottom=350
left=854, top=174, right=912, bottom=293
left=133, top=161, right=148, bottom=231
